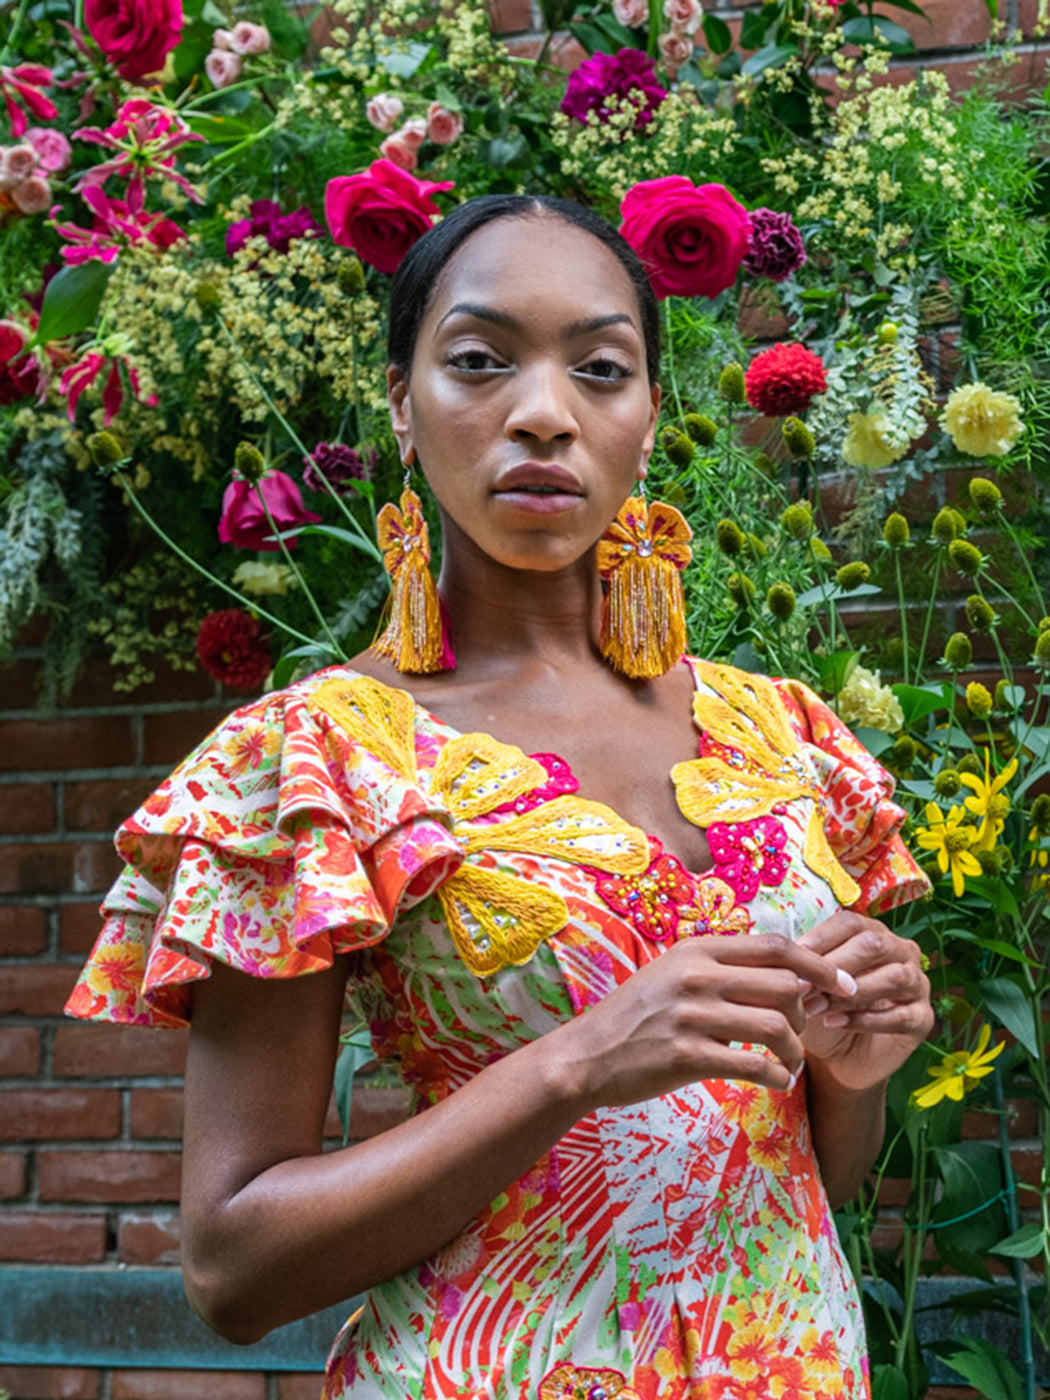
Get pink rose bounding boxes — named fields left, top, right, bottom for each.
left=658, top=31, right=693, bottom=68
left=0, top=143, right=36, bottom=189
left=218, top=471, right=321, bottom=551
left=619, top=175, right=752, bottom=300
left=426, top=102, right=463, bottom=146
left=12, top=174, right=50, bottom=213
left=205, top=49, right=243, bottom=89
left=399, top=117, right=428, bottom=149
left=366, top=92, right=403, bottom=133
left=379, top=133, right=417, bottom=171
left=229, top=21, right=270, bottom=55
left=613, top=0, right=649, bottom=25
left=212, top=26, right=234, bottom=50
left=84, top=0, right=183, bottom=82
left=325, top=159, right=454, bottom=275
left=663, top=0, right=702, bottom=33
left=25, top=126, right=71, bottom=173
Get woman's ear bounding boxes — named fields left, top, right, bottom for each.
left=386, top=365, right=415, bottom=466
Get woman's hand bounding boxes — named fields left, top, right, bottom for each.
left=555, top=932, right=856, bottom=1109
left=797, top=909, right=934, bottom=1094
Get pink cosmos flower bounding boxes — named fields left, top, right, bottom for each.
left=59, top=346, right=156, bottom=425
left=75, top=99, right=203, bottom=206
left=218, top=471, right=322, bottom=551
left=12, top=174, right=50, bottom=214
left=366, top=93, right=404, bottom=133
left=426, top=102, right=463, bottom=146
left=205, top=50, right=242, bottom=89
left=25, top=126, right=71, bottom=174
left=229, top=21, right=270, bottom=54
left=52, top=182, right=185, bottom=265
left=378, top=133, right=417, bottom=171
left=0, top=65, right=58, bottom=140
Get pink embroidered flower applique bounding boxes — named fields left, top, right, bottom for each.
left=707, top=816, right=789, bottom=902
left=491, top=752, right=579, bottom=817
left=588, top=837, right=695, bottom=942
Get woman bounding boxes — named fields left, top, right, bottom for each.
left=67, top=195, right=934, bottom=1400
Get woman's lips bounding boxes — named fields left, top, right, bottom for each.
left=492, top=463, right=584, bottom=514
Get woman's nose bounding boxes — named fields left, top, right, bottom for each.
left=504, top=362, right=579, bottom=446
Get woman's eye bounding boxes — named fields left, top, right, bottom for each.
left=578, top=357, right=630, bottom=382
left=448, top=349, right=501, bottom=373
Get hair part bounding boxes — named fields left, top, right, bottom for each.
left=386, top=194, right=661, bottom=383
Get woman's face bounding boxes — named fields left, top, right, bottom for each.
left=388, top=215, right=660, bottom=575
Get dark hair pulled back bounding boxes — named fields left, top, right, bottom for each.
left=386, top=194, right=661, bottom=383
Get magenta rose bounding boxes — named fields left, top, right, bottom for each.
left=0, top=320, right=43, bottom=405
left=324, top=159, right=454, bottom=275
left=619, top=176, right=752, bottom=300
left=84, top=0, right=183, bottom=81
left=218, top=470, right=321, bottom=551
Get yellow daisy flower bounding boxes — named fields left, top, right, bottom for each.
left=911, top=1023, right=1005, bottom=1109
left=959, top=754, right=1018, bottom=852
left=914, top=803, right=982, bottom=896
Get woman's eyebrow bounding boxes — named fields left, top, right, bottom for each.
left=437, top=303, right=637, bottom=338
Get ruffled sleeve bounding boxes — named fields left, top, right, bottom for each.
left=64, top=674, right=464, bottom=1027
left=775, top=677, right=930, bottom=915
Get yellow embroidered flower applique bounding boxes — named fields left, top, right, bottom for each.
left=672, top=662, right=860, bottom=906
left=309, top=676, right=650, bottom=976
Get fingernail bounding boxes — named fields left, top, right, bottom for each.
left=824, top=1011, right=850, bottom=1028
left=798, top=979, right=813, bottom=995
left=786, top=1067, right=801, bottom=1092
left=836, top=969, right=858, bottom=997
left=804, top=995, right=830, bottom=1015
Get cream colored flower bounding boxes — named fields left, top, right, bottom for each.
left=942, top=382, right=1023, bottom=457
left=841, top=410, right=909, bottom=469
left=232, top=561, right=299, bottom=596
left=836, top=664, right=904, bottom=733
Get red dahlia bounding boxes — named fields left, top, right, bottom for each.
left=196, top=609, right=271, bottom=690
left=744, top=342, right=826, bottom=417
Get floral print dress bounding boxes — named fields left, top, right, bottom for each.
left=66, top=659, right=928, bottom=1400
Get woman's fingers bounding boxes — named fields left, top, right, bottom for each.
left=706, top=932, right=859, bottom=1001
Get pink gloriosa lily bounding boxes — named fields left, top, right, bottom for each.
left=52, top=182, right=185, bottom=265
left=75, top=99, right=203, bottom=206
left=59, top=341, right=157, bottom=425
left=0, top=65, right=58, bottom=139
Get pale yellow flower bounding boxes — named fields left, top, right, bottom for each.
left=836, top=664, right=904, bottom=733
left=841, top=410, right=908, bottom=469
left=232, top=561, right=299, bottom=596
left=942, top=382, right=1023, bottom=457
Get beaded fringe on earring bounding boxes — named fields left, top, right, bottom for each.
left=371, top=484, right=453, bottom=674
left=597, top=494, right=693, bottom=680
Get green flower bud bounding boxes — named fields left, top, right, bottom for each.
left=933, top=768, right=962, bottom=798
left=683, top=413, right=718, bottom=446
left=956, top=752, right=983, bottom=776
left=965, top=594, right=994, bottom=630
left=717, top=518, right=746, bottom=556
left=781, top=502, right=813, bottom=540
left=919, top=856, right=943, bottom=883
left=968, top=476, right=1002, bottom=513
left=977, top=848, right=1002, bottom=876
left=86, top=431, right=125, bottom=468
left=931, top=506, right=958, bottom=543
left=996, top=844, right=1014, bottom=873
left=754, top=452, right=777, bottom=478
left=877, top=321, right=899, bottom=345
left=948, top=539, right=983, bottom=576
left=966, top=681, right=993, bottom=719
left=234, top=441, right=267, bottom=483
left=943, top=631, right=973, bottom=670
left=950, top=507, right=968, bottom=536
left=892, top=735, right=918, bottom=767
left=718, top=362, right=745, bottom=404
left=782, top=416, right=816, bottom=460
left=193, top=278, right=222, bottom=311
left=727, top=571, right=756, bottom=608
left=337, top=256, right=366, bottom=296
left=661, top=428, right=695, bottom=467
left=883, top=512, right=910, bottom=548
left=808, top=536, right=833, bottom=563
left=994, top=678, right=1019, bottom=711
left=1034, top=630, right=1050, bottom=670
left=836, top=561, right=871, bottom=590
left=746, top=532, right=767, bottom=560
left=1038, top=616, right=1050, bottom=634
left=1030, top=792, right=1050, bottom=834
left=767, top=582, right=797, bottom=620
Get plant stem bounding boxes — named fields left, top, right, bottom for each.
left=0, top=0, right=31, bottom=65
left=894, top=550, right=910, bottom=684
left=992, top=1063, right=1037, bottom=1400
left=894, top=1117, right=929, bottom=1375
left=663, top=301, right=686, bottom=424
left=914, top=553, right=943, bottom=678
left=253, top=483, right=346, bottom=659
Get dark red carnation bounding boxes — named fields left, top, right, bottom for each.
left=742, top=207, right=807, bottom=283
left=744, top=342, right=827, bottom=416
left=196, top=609, right=271, bottom=690
left=303, top=442, right=375, bottom=494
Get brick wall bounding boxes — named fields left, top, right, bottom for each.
left=3, top=5, right=1048, bottom=1398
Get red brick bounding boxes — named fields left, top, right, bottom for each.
left=0, top=656, right=42, bottom=708
left=64, top=777, right=157, bottom=834
left=140, top=706, right=234, bottom=767
left=0, top=1088, right=121, bottom=1142
left=894, top=0, right=990, bottom=50
left=0, top=903, right=47, bottom=955
left=117, top=1210, right=181, bottom=1265
left=0, top=1210, right=107, bottom=1263
left=737, top=285, right=791, bottom=342
left=67, top=656, right=216, bottom=709
left=0, top=1024, right=40, bottom=1076
left=38, top=1149, right=182, bottom=1203
left=59, top=901, right=104, bottom=955
left=130, top=1087, right=184, bottom=1139
left=0, top=1365, right=101, bottom=1399
left=0, top=781, right=55, bottom=835
left=488, top=0, right=532, bottom=33
left=0, top=715, right=135, bottom=773
left=53, top=1024, right=188, bottom=1077
left=0, top=964, right=79, bottom=1015
left=110, top=1371, right=266, bottom=1400
left=324, top=1083, right=411, bottom=1141
left=502, top=31, right=587, bottom=69
left=277, top=1375, right=326, bottom=1400
left=884, top=48, right=1050, bottom=100
left=1012, top=1145, right=1044, bottom=1190
left=0, top=840, right=121, bottom=896
left=0, top=1150, right=27, bottom=1198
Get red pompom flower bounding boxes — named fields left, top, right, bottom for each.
left=196, top=609, right=271, bottom=690
left=744, top=342, right=827, bottom=416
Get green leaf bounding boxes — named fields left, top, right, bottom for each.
left=990, top=1222, right=1047, bottom=1259
left=741, top=42, right=798, bottom=76
left=377, top=41, right=433, bottom=77
left=892, top=682, right=947, bottom=725
left=851, top=726, right=895, bottom=758
left=934, top=1337, right=1024, bottom=1400
left=294, top=523, right=382, bottom=556
left=31, top=261, right=112, bottom=346
left=980, top=976, right=1040, bottom=1057
left=871, top=1363, right=909, bottom=1400
left=186, top=113, right=260, bottom=144
left=941, top=929, right=1039, bottom=968
left=840, top=15, right=916, bottom=51
left=740, top=8, right=772, bottom=48
left=793, top=580, right=881, bottom=608
left=701, top=14, right=732, bottom=54
left=333, top=1028, right=375, bottom=1146
left=818, top=649, right=860, bottom=695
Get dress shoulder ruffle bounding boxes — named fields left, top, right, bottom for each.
left=64, top=669, right=463, bottom=1027
left=775, top=675, right=930, bottom=915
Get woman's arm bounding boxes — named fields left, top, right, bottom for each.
left=181, top=933, right=851, bottom=1343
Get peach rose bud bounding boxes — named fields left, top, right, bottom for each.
left=230, top=21, right=271, bottom=55
left=212, top=27, right=234, bottom=50
left=613, top=0, right=649, bottom=24
left=658, top=30, right=693, bottom=67
left=205, top=49, right=243, bottom=88
left=664, top=0, right=702, bottom=33
left=0, top=144, right=37, bottom=187
left=379, top=133, right=418, bottom=171
left=426, top=102, right=464, bottom=146
left=12, top=174, right=51, bottom=214
left=399, top=117, right=428, bottom=149
left=365, top=92, right=404, bottom=133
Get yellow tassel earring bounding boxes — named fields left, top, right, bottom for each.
left=597, top=489, right=693, bottom=679
left=371, top=471, right=453, bottom=673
